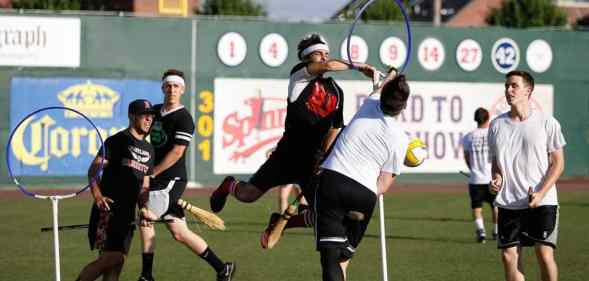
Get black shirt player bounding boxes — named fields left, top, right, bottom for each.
left=77, top=99, right=156, bottom=281
left=209, top=33, right=377, bottom=248
left=138, top=69, right=236, bottom=281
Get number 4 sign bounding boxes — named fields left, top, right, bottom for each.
left=259, top=33, right=288, bottom=67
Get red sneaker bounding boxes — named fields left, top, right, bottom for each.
left=260, top=212, right=281, bottom=249
left=210, top=176, right=235, bottom=213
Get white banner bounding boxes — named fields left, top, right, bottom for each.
left=214, top=78, right=553, bottom=174
left=214, top=78, right=288, bottom=174
left=0, top=16, right=80, bottom=67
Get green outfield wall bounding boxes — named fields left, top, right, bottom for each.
left=1, top=14, right=587, bottom=187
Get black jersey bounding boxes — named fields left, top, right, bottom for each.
left=99, top=129, right=154, bottom=222
left=149, top=104, right=195, bottom=180
left=280, top=62, right=344, bottom=156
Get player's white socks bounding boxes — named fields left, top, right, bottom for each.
left=493, top=224, right=498, bottom=235
left=474, top=218, right=485, bottom=232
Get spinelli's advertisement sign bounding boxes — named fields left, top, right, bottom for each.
left=9, top=77, right=162, bottom=176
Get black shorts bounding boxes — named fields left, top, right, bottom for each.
left=150, top=178, right=187, bottom=219
left=497, top=206, right=559, bottom=249
left=249, top=147, right=316, bottom=202
left=315, top=169, right=376, bottom=260
left=468, top=184, right=496, bottom=209
left=88, top=205, right=135, bottom=253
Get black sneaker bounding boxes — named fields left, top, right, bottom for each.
left=210, top=176, right=235, bottom=213
left=492, top=232, right=498, bottom=240
left=217, top=262, right=236, bottom=281
left=476, top=229, right=486, bottom=244
left=137, top=276, right=155, bottom=281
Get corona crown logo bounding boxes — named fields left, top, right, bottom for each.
left=57, top=80, right=119, bottom=118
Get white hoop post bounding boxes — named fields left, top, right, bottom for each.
left=378, top=194, right=389, bottom=281
left=50, top=196, right=62, bottom=281
left=43, top=194, right=75, bottom=281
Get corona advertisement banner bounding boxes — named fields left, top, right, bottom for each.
left=9, top=77, right=162, bottom=176
left=213, top=78, right=553, bottom=174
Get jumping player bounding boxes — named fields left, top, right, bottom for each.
left=489, top=70, right=565, bottom=281
left=138, top=70, right=235, bottom=281
left=315, top=74, right=410, bottom=281
left=208, top=33, right=376, bottom=247
left=462, top=107, right=498, bottom=243
left=76, top=99, right=157, bottom=281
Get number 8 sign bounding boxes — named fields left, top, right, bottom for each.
left=491, top=38, right=520, bottom=74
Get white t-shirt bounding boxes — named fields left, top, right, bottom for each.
left=462, top=128, right=492, bottom=184
left=321, top=95, right=409, bottom=194
left=488, top=110, right=566, bottom=209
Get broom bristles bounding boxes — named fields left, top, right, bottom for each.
left=177, top=199, right=226, bottom=230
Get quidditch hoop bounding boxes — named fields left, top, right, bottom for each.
left=346, top=0, right=413, bottom=73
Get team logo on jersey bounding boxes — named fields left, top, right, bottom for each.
left=123, top=145, right=150, bottom=173
left=150, top=121, right=167, bottom=148
left=306, top=81, right=337, bottom=118
left=129, top=146, right=151, bottom=163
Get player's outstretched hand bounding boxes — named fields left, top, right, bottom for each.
left=356, top=64, right=376, bottom=79
left=95, top=196, right=113, bottom=211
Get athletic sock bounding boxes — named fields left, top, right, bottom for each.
left=285, top=209, right=315, bottom=229
left=199, top=247, right=225, bottom=272
left=493, top=224, right=498, bottom=235
left=220, top=178, right=238, bottom=196
left=474, top=218, right=485, bottom=232
left=141, top=253, right=154, bottom=278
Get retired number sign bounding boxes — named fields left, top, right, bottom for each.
left=491, top=38, right=519, bottom=74
left=259, top=33, right=288, bottom=67
left=379, top=37, right=407, bottom=68
left=217, top=32, right=247, bottom=67
left=455, top=39, right=482, bottom=72
left=418, top=37, right=445, bottom=71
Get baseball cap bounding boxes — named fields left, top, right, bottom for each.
left=128, top=99, right=155, bottom=115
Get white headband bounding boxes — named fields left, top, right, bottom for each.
left=162, top=75, right=185, bottom=87
left=301, top=43, right=329, bottom=58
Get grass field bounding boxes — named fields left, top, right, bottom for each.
left=0, top=184, right=587, bottom=281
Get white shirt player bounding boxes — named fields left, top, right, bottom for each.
left=488, top=110, right=566, bottom=209
left=462, top=128, right=492, bottom=185
left=321, top=95, right=409, bottom=195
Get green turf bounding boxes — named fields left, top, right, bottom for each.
left=1, top=189, right=588, bottom=281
